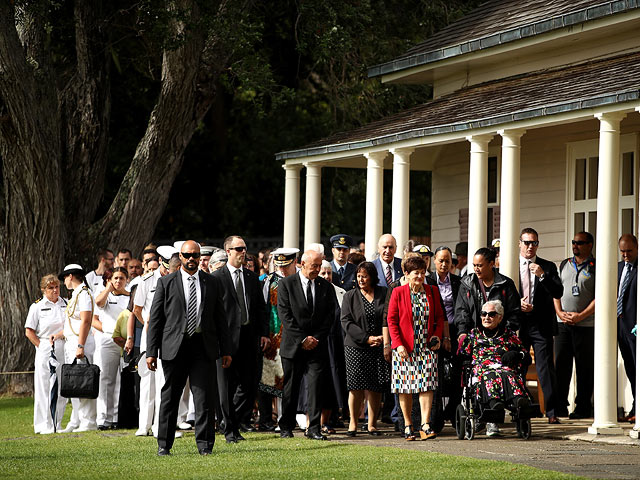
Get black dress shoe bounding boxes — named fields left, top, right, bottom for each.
left=199, top=449, right=212, bottom=456
left=345, top=430, right=356, bottom=437
left=368, top=429, right=382, bottom=436
left=280, top=430, right=294, bottom=438
left=306, top=431, right=327, bottom=441
left=258, top=423, right=276, bottom=432
left=235, top=432, right=246, bottom=441
left=239, top=422, right=256, bottom=433
left=548, top=416, right=561, bottom=424
left=225, top=435, right=238, bottom=444
left=157, top=448, right=171, bottom=456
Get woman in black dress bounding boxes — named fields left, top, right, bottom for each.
left=341, top=262, right=389, bottom=436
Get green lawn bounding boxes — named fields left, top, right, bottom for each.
left=0, top=397, right=585, bottom=480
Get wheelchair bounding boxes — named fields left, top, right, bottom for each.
left=454, top=358, right=542, bottom=440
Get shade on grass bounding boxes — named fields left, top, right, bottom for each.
left=0, top=397, right=585, bottom=480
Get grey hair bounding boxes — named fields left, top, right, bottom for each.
left=482, top=299, right=504, bottom=316
left=321, top=260, right=331, bottom=270
left=307, top=243, right=325, bottom=255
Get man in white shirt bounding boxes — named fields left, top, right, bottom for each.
left=85, top=248, right=115, bottom=292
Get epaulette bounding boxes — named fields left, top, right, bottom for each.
left=34, top=298, right=41, bottom=303
left=142, top=271, right=154, bottom=280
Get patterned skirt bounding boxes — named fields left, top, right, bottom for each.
left=391, top=348, right=438, bottom=394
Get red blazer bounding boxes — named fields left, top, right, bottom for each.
left=387, top=283, right=445, bottom=353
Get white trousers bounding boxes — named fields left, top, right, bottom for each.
left=32, top=340, right=67, bottom=433
left=94, top=332, right=122, bottom=426
left=178, top=380, right=195, bottom=423
left=138, top=355, right=155, bottom=432
left=151, top=359, right=164, bottom=436
left=63, top=337, right=97, bottom=430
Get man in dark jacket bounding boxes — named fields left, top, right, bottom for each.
left=518, top=228, right=563, bottom=424
left=454, top=247, right=521, bottom=339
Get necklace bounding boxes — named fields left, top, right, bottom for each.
left=484, top=328, right=499, bottom=339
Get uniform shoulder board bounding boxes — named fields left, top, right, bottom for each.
left=142, top=271, right=154, bottom=280
left=34, top=298, right=41, bottom=303
left=61, top=298, right=68, bottom=306
left=81, top=285, right=90, bottom=291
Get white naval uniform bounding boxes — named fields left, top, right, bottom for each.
left=25, top=296, right=68, bottom=433
left=63, top=284, right=97, bottom=431
left=84, top=270, right=103, bottom=294
left=133, top=269, right=161, bottom=434
left=94, top=292, right=130, bottom=427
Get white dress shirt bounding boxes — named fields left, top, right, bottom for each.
left=227, top=263, right=249, bottom=315
left=180, top=268, right=202, bottom=331
left=379, top=259, right=396, bottom=282
left=299, top=271, right=315, bottom=304
left=520, top=255, right=537, bottom=300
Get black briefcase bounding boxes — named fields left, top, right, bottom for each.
left=60, top=358, right=101, bottom=399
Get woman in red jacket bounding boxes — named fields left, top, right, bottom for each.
left=387, top=255, right=444, bottom=440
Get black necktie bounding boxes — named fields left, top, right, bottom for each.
left=306, top=280, right=314, bottom=312
left=186, top=276, right=197, bottom=336
left=338, top=266, right=344, bottom=279
left=617, top=263, right=632, bottom=316
left=235, top=269, right=249, bottom=325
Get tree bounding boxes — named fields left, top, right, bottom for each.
left=0, top=0, right=255, bottom=392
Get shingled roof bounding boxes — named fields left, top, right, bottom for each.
left=277, top=52, right=640, bottom=160
left=368, top=0, right=639, bottom=78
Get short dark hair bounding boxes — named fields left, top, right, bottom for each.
left=403, top=255, right=427, bottom=274
left=96, top=248, right=114, bottom=262
left=118, top=248, right=132, bottom=257
left=356, top=261, right=379, bottom=288
left=577, top=231, right=594, bottom=244
left=520, top=227, right=538, bottom=239
left=474, top=247, right=496, bottom=263
left=619, top=234, right=638, bottom=246
left=223, top=235, right=243, bottom=250
left=434, top=246, right=452, bottom=256
left=348, top=252, right=366, bottom=265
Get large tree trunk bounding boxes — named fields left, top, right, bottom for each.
left=0, top=3, right=65, bottom=392
left=0, top=0, right=246, bottom=392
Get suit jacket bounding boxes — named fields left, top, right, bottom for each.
left=147, top=270, right=231, bottom=362
left=518, top=256, right=564, bottom=338
left=373, top=257, right=403, bottom=287
left=331, top=260, right=356, bottom=291
left=277, top=273, right=337, bottom=359
left=618, top=260, right=638, bottom=331
left=340, top=285, right=387, bottom=348
left=212, top=266, right=269, bottom=355
left=429, top=272, right=461, bottom=303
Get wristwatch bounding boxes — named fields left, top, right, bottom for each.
left=127, top=336, right=133, bottom=340
left=77, top=344, right=84, bottom=349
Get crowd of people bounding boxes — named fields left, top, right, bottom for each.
left=24, top=228, right=637, bottom=454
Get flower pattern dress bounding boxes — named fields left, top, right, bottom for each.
left=461, top=327, right=527, bottom=403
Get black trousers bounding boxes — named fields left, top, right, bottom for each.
left=216, top=325, right=259, bottom=437
left=279, top=348, right=327, bottom=434
left=554, top=323, right=594, bottom=416
left=618, top=316, right=637, bottom=412
left=158, top=333, right=216, bottom=451
left=520, top=324, right=558, bottom=417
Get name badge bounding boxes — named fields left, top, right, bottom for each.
left=572, top=285, right=580, bottom=296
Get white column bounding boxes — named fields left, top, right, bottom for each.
left=633, top=106, right=640, bottom=440
left=282, top=163, right=302, bottom=249
left=364, top=151, right=386, bottom=261
left=466, top=135, right=493, bottom=261
left=589, top=112, right=626, bottom=435
left=390, top=148, right=414, bottom=251
left=303, top=163, right=322, bottom=248
left=498, top=129, right=525, bottom=284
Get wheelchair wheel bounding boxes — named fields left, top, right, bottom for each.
left=516, top=418, right=531, bottom=440
left=455, top=404, right=466, bottom=440
left=464, top=416, right=476, bottom=440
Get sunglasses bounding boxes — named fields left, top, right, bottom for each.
left=229, top=246, right=247, bottom=252
left=480, top=311, right=499, bottom=318
left=572, top=240, right=589, bottom=246
left=181, top=252, right=201, bottom=259
left=522, top=240, right=539, bottom=247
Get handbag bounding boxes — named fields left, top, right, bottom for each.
left=60, top=358, right=101, bottom=399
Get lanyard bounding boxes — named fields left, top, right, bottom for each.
left=571, top=257, right=589, bottom=285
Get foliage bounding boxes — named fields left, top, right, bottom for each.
left=0, top=397, right=585, bottom=480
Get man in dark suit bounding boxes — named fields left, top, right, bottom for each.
left=518, top=228, right=563, bottom=424
left=212, top=235, right=270, bottom=443
left=277, top=250, right=337, bottom=440
left=617, top=233, right=637, bottom=422
left=330, top=234, right=356, bottom=290
left=147, top=240, right=232, bottom=456
left=372, top=234, right=402, bottom=287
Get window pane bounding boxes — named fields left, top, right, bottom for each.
left=622, top=208, right=634, bottom=236
left=487, top=156, right=498, bottom=204
left=622, top=152, right=634, bottom=196
left=588, top=211, right=597, bottom=242
left=575, top=158, right=586, bottom=200
left=588, top=157, right=599, bottom=199
left=574, top=212, right=585, bottom=235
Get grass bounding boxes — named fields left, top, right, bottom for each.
left=0, top=397, right=586, bottom=480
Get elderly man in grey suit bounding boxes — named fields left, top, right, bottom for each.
left=372, top=234, right=402, bottom=287
left=147, top=240, right=232, bottom=457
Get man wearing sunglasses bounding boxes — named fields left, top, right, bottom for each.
left=518, top=228, right=564, bottom=424
left=554, top=231, right=596, bottom=419
left=147, top=240, right=232, bottom=456
left=213, top=235, right=270, bottom=443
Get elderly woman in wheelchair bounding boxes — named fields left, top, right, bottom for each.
left=456, top=299, right=538, bottom=439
